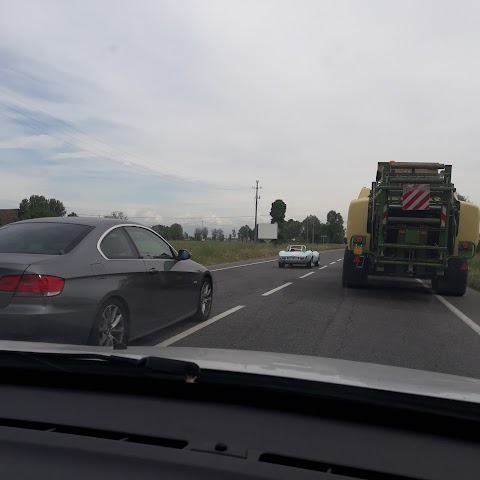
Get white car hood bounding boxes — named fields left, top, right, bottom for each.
left=1, top=341, right=480, bottom=404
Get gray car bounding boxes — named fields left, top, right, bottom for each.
left=0, top=217, right=213, bottom=347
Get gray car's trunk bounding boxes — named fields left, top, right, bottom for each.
left=0, top=254, right=53, bottom=307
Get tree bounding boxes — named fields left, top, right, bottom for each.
left=228, top=234, right=232, bottom=241
left=105, top=211, right=128, bottom=220
left=18, top=195, right=66, bottom=220
left=169, top=223, right=184, bottom=240
left=183, top=231, right=189, bottom=240
left=248, top=228, right=254, bottom=242
left=152, top=225, right=170, bottom=238
left=238, top=225, right=252, bottom=242
left=201, top=227, right=208, bottom=240
left=194, top=227, right=202, bottom=241
left=67, top=212, right=78, bottom=217
left=270, top=200, right=287, bottom=239
left=218, top=229, right=225, bottom=241
left=284, top=219, right=303, bottom=241
left=231, top=229, right=236, bottom=240
left=326, top=210, right=345, bottom=243
left=211, top=228, right=219, bottom=241
left=302, top=215, right=322, bottom=243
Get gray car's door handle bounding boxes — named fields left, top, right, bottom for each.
left=148, top=267, right=159, bottom=275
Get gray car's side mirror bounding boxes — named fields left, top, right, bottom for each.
left=177, top=249, right=192, bottom=261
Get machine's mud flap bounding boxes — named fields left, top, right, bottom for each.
left=433, top=258, right=468, bottom=297
left=342, top=249, right=369, bottom=288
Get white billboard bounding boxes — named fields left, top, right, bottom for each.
left=257, top=223, right=278, bottom=240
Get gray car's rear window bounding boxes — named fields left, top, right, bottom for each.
left=0, top=223, right=94, bottom=255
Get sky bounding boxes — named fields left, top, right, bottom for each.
left=0, top=0, right=479, bottom=234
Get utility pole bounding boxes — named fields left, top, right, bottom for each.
left=252, top=180, right=262, bottom=242
left=306, top=218, right=308, bottom=242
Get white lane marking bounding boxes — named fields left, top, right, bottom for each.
left=337, top=259, right=343, bottom=262
left=299, top=272, right=315, bottom=279
left=415, top=279, right=480, bottom=337
left=157, top=305, right=246, bottom=347
left=319, top=265, right=328, bottom=270
left=262, top=282, right=293, bottom=296
left=210, top=259, right=277, bottom=272
left=329, top=261, right=336, bottom=265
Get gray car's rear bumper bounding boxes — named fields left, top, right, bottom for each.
left=0, top=300, right=97, bottom=345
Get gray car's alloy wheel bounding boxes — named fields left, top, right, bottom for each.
left=193, top=278, right=213, bottom=322
left=90, top=299, right=128, bottom=347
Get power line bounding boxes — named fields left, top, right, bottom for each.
left=0, top=109, right=243, bottom=191
left=0, top=90, right=244, bottom=190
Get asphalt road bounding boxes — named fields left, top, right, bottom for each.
left=141, top=249, right=480, bottom=379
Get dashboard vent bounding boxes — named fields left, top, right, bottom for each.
left=0, top=418, right=187, bottom=450
left=259, top=453, right=416, bottom=480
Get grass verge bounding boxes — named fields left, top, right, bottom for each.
left=469, top=255, right=480, bottom=291
left=169, top=241, right=345, bottom=266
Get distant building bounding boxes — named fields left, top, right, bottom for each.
left=0, top=209, right=19, bottom=226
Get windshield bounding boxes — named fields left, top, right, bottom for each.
left=0, top=223, right=94, bottom=255
left=1, top=0, right=480, bottom=397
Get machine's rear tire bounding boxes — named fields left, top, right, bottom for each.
left=306, top=258, right=312, bottom=268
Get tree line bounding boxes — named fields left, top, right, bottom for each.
left=7, top=195, right=127, bottom=222
left=270, top=199, right=345, bottom=244
left=5, top=195, right=345, bottom=244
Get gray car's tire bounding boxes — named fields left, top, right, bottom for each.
left=193, top=277, right=213, bottom=322
left=306, top=258, right=312, bottom=268
left=315, top=258, right=320, bottom=267
left=89, top=298, right=129, bottom=347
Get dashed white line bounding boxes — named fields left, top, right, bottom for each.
left=299, top=272, right=315, bottom=279
left=337, top=258, right=343, bottom=262
left=210, top=259, right=277, bottom=272
left=415, top=279, right=480, bottom=337
left=262, top=282, right=293, bottom=296
left=209, top=249, right=346, bottom=272
left=157, top=305, right=246, bottom=347
left=319, top=265, right=328, bottom=270
left=329, top=261, right=336, bottom=265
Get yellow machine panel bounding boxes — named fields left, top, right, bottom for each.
left=455, top=201, right=480, bottom=256
left=346, top=190, right=370, bottom=252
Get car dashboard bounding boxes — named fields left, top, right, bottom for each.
left=0, top=369, right=479, bottom=480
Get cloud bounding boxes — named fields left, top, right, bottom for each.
left=0, top=134, right=61, bottom=150
left=1, top=0, right=480, bottom=229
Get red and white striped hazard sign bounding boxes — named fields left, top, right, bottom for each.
left=402, top=184, right=430, bottom=211
left=440, top=205, right=447, bottom=227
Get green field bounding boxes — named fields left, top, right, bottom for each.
left=169, top=241, right=345, bottom=266
left=469, top=254, right=480, bottom=291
